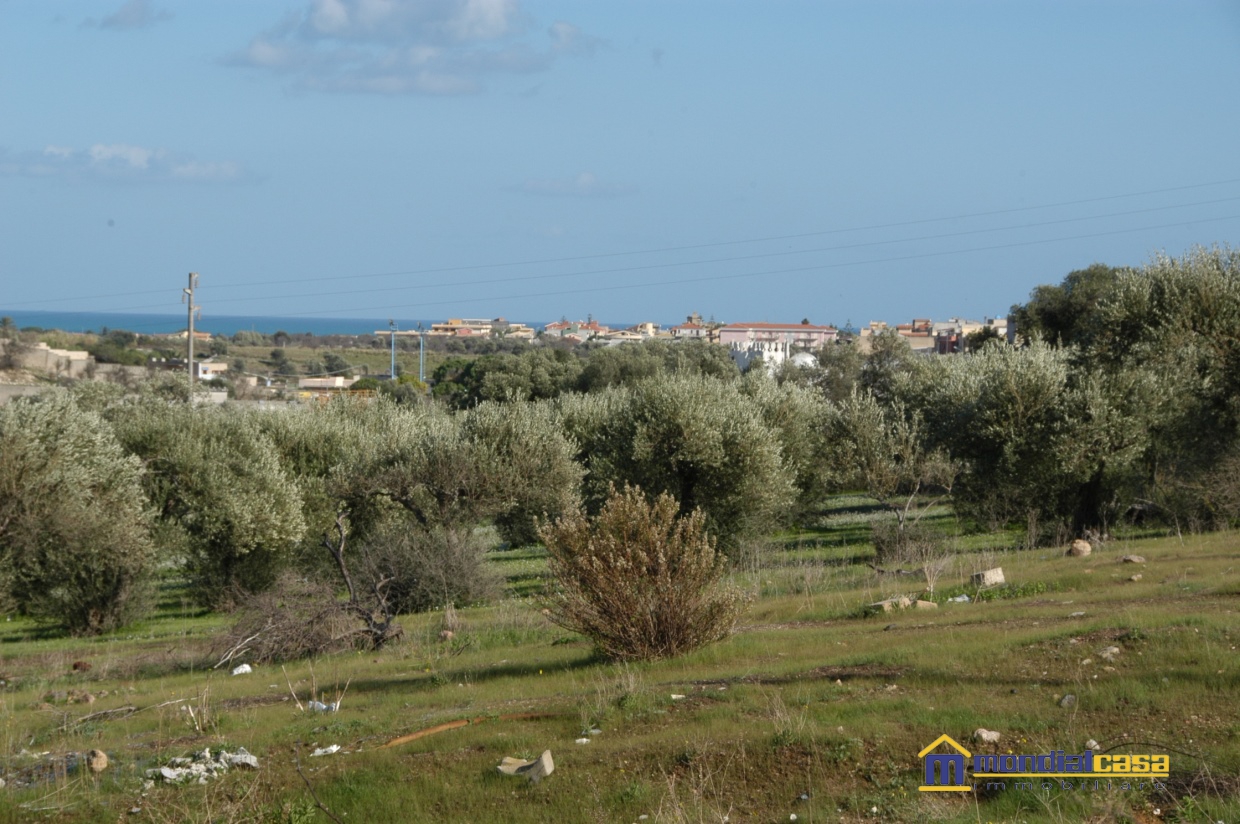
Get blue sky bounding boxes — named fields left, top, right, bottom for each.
left=3, top=0, right=1239, bottom=328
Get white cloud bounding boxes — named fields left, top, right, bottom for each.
left=226, top=0, right=597, bottom=95
left=85, top=0, right=173, bottom=30
left=518, top=172, right=634, bottom=198
left=0, top=144, right=246, bottom=183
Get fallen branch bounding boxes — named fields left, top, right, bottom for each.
left=213, top=621, right=274, bottom=669
left=58, top=706, right=138, bottom=731
left=867, top=563, right=921, bottom=576
left=378, top=713, right=559, bottom=750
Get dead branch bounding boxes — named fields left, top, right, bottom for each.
left=213, top=620, right=274, bottom=669
left=294, top=746, right=346, bottom=824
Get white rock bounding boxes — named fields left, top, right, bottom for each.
left=497, top=750, right=554, bottom=783
left=971, top=568, right=1005, bottom=587
left=1099, top=646, right=1121, bottom=661
left=231, top=664, right=252, bottom=676
left=1085, top=739, right=1099, bottom=750
left=1066, top=540, right=1092, bottom=557
left=311, top=745, right=341, bottom=757
left=973, top=728, right=1001, bottom=744
left=575, top=738, right=591, bottom=745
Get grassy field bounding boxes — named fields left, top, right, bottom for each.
left=0, top=498, right=1237, bottom=823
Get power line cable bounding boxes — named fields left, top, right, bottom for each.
left=6, top=176, right=1240, bottom=308
left=181, top=195, right=1240, bottom=309
left=254, top=213, right=1240, bottom=318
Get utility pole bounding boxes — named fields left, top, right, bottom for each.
left=388, top=319, right=397, bottom=381
left=182, top=272, right=200, bottom=402
left=417, top=322, right=426, bottom=383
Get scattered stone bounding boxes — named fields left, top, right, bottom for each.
left=438, top=630, right=455, bottom=642
left=1129, top=574, right=1143, bottom=582
left=230, top=664, right=252, bottom=676
left=1059, top=694, right=1078, bottom=709
left=869, top=596, right=912, bottom=613
left=575, top=737, right=590, bottom=745
left=670, top=694, right=686, bottom=701
left=1099, top=646, right=1121, bottom=661
left=86, top=749, right=108, bottom=773
left=1085, top=739, right=1100, bottom=750
left=497, top=750, right=554, bottom=783
left=310, top=745, right=340, bottom=757
left=883, top=624, right=896, bottom=631
left=1081, top=659, right=1093, bottom=666
left=1067, top=540, right=1092, bottom=557
left=146, top=748, right=259, bottom=784
left=973, top=728, right=1001, bottom=744
left=971, top=568, right=1005, bottom=587
left=1120, top=555, right=1146, bottom=564
left=71, top=661, right=91, bottom=672
left=1070, top=611, right=1086, bottom=618
left=914, top=600, right=938, bottom=609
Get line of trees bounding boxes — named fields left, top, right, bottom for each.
left=0, top=246, right=1236, bottom=637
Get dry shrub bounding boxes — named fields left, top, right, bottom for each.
left=215, top=573, right=365, bottom=665
left=359, top=522, right=500, bottom=615
left=539, top=485, right=749, bottom=662
left=870, top=519, right=939, bottom=566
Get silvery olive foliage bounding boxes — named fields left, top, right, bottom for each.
left=107, top=401, right=306, bottom=607
left=556, top=374, right=797, bottom=555
left=0, top=391, right=156, bottom=633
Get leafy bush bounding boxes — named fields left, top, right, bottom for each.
left=539, top=485, right=749, bottom=661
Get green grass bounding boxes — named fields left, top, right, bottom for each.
left=0, top=508, right=1237, bottom=823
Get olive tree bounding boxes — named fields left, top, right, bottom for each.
left=0, top=392, right=156, bottom=633
left=108, top=401, right=306, bottom=607
left=557, top=374, right=796, bottom=554
left=824, top=389, right=957, bottom=558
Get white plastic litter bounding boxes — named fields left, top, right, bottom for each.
left=231, top=664, right=252, bottom=675
left=307, top=700, right=338, bottom=712
left=575, top=738, right=590, bottom=745
left=670, top=694, right=686, bottom=700
left=311, top=745, right=341, bottom=757
left=948, top=594, right=970, bottom=603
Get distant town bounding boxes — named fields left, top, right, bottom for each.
left=0, top=310, right=1013, bottom=405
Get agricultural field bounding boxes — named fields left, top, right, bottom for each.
left=0, top=499, right=1235, bottom=824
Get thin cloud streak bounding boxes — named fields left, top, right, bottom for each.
left=0, top=144, right=246, bottom=183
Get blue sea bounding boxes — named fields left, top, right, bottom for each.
left=0, top=310, right=513, bottom=337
